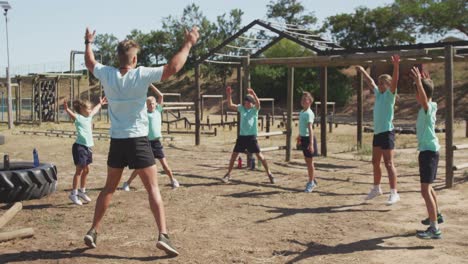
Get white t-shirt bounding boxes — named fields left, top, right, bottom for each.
left=93, top=63, right=164, bottom=138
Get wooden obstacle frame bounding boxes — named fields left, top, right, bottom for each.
left=0, top=202, right=34, bottom=242
left=201, top=94, right=224, bottom=122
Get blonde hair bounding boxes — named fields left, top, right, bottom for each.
left=73, top=99, right=91, bottom=114
left=378, top=74, right=392, bottom=84
left=117, top=40, right=140, bottom=66
left=146, top=96, right=156, bottom=104
left=302, top=91, right=314, bottom=102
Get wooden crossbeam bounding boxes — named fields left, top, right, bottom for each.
left=257, top=131, right=287, bottom=137
left=260, top=146, right=286, bottom=152
left=453, top=163, right=468, bottom=171
left=453, top=144, right=468, bottom=150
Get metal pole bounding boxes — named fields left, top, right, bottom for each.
left=4, top=10, right=13, bottom=128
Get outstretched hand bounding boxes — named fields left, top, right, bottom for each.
left=247, top=88, right=255, bottom=95
left=184, top=26, right=200, bottom=47
left=99, top=96, right=108, bottom=105
left=226, top=86, right=232, bottom=95
left=63, top=99, right=69, bottom=109
left=355, top=66, right=365, bottom=74
left=410, top=67, right=422, bottom=82
left=85, top=27, right=96, bottom=43
left=391, top=54, right=400, bottom=65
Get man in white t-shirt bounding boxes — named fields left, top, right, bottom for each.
left=82, top=26, right=199, bottom=257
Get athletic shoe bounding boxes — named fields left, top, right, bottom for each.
left=365, top=187, right=383, bottom=200
left=416, top=227, right=442, bottom=239
left=421, top=213, right=444, bottom=225
left=304, top=181, right=316, bottom=193
left=84, top=229, right=98, bottom=248
left=222, top=174, right=231, bottom=183
left=77, top=190, right=92, bottom=203
left=171, top=179, right=180, bottom=188
left=122, top=182, right=130, bottom=192
left=268, top=174, right=276, bottom=184
left=386, top=192, right=400, bottom=205
left=313, top=178, right=318, bottom=186
left=69, top=194, right=83, bottom=205
left=156, top=233, right=179, bottom=256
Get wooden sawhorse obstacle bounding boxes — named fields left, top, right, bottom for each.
left=243, top=130, right=288, bottom=168
left=201, top=94, right=224, bottom=122
left=314, top=101, right=336, bottom=132
left=258, top=98, right=275, bottom=124
left=0, top=202, right=34, bottom=242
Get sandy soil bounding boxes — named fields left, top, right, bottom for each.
left=1, top=121, right=468, bottom=264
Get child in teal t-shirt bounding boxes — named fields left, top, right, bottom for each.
left=122, top=85, right=180, bottom=190
left=356, top=55, right=401, bottom=205
left=64, top=97, right=107, bottom=205
left=298, top=92, right=318, bottom=193
left=410, top=67, right=443, bottom=239
left=222, top=86, right=275, bottom=184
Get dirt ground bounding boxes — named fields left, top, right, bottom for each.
left=1, top=121, right=468, bottom=264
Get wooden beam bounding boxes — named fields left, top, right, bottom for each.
left=261, top=146, right=286, bottom=152
left=453, top=163, right=468, bottom=171
left=251, top=36, right=283, bottom=58
left=257, top=131, right=287, bottom=137
left=0, top=228, right=34, bottom=242
left=286, top=67, right=294, bottom=162
left=453, top=144, right=468, bottom=150
left=445, top=45, right=454, bottom=188
left=237, top=65, right=242, bottom=136
left=0, top=202, right=22, bottom=229
left=195, top=64, right=201, bottom=146
left=320, top=67, right=328, bottom=157
left=357, top=72, right=363, bottom=149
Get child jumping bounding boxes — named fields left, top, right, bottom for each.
left=410, top=67, right=443, bottom=239
left=83, top=25, right=198, bottom=256
left=122, top=85, right=180, bottom=191
left=298, top=92, right=318, bottom=192
left=64, top=97, right=107, bottom=205
left=356, top=54, right=400, bottom=205
left=222, top=86, right=275, bottom=184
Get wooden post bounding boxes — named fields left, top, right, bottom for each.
left=55, top=77, right=60, bottom=123
left=286, top=67, right=294, bottom=162
left=445, top=45, right=454, bottom=188
left=320, top=67, right=328, bottom=157
left=31, top=78, right=36, bottom=122
left=14, top=82, right=19, bottom=123
left=38, top=81, right=42, bottom=125
left=195, top=64, right=201, bottom=145
left=465, top=118, right=468, bottom=138
left=0, top=202, right=22, bottom=229
left=237, top=65, right=243, bottom=136
left=0, top=228, right=34, bottom=242
left=201, top=96, right=204, bottom=121
left=266, top=113, right=271, bottom=139
left=357, top=72, right=363, bottom=149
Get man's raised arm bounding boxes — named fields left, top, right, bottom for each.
left=161, top=26, right=200, bottom=81
left=84, top=27, right=98, bottom=74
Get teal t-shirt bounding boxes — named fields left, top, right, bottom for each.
left=93, top=63, right=164, bottom=139
left=416, top=102, right=440, bottom=152
left=299, top=108, right=315, bottom=137
left=148, top=104, right=163, bottom=140
left=373, top=86, right=396, bottom=134
left=74, top=114, right=94, bottom=147
left=238, top=104, right=258, bottom=136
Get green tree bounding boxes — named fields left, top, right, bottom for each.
left=266, top=0, right=317, bottom=27
left=395, top=0, right=468, bottom=37
left=126, top=30, right=170, bottom=66
left=93, top=33, right=119, bottom=66
left=321, top=6, right=416, bottom=49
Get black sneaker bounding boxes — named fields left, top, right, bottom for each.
left=268, top=174, right=276, bottom=184
left=421, top=213, right=444, bottom=225
left=416, top=227, right=442, bottom=239
left=156, top=233, right=179, bottom=256
left=84, top=229, right=97, bottom=248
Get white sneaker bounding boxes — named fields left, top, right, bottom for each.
left=122, top=182, right=130, bottom=192
left=365, top=187, right=383, bottom=200
left=69, top=194, right=83, bottom=205
left=171, top=178, right=180, bottom=188
left=386, top=192, right=400, bottom=205
left=77, top=190, right=92, bottom=203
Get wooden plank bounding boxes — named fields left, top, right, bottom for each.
left=0, top=228, right=34, bottom=242
left=453, top=144, right=468, bottom=150
left=195, top=64, right=201, bottom=146
left=261, top=146, right=286, bottom=152
left=201, top=95, right=223, bottom=98
left=164, top=106, right=192, bottom=110
left=453, top=163, right=468, bottom=171
left=320, top=67, right=328, bottom=157
left=357, top=71, right=363, bottom=149
left=163, top=102, right=194, bottom=106
left=445, top=45, right=454, bottom=188
left=257, top=131, right=287, bottom=137
left=286, top=67, right=294, bottom=162
left=0, top=202, right=22, bottom=229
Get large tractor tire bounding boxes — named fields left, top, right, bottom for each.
left=0, top=162, right=58, bottom=203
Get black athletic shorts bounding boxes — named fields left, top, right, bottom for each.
left=233, top=135, right=261, bottom=153
left=150, top=139, right=165, bottom=159
left=372, top=130, right=395, bottom=150
left=419, top=151, right=439, bottom=184
left=72, top=143, right=93, bottom=167
left=107, top=137, right=156, bottom=169
left=301, top=136, right=318, bottom=158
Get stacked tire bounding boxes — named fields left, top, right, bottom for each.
left=0, top=162, right=58, bottom=203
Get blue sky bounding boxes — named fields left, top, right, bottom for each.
left=0, top=0, right=411, bottom=73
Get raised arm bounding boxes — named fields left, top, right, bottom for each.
left=90, top=97, right=107, bottom=117
left=355, top=66, right=376, bottom=91
left=226, top=86, right=238, bottom=111
left=64, top=99, right=76, bottom=121
left=410, top=67, right=429, bottom=111
left=161, top=26, right=200, bottom=81
left=84, top=27, right=98, bottom=74
left=390, top=55, right=400, bottom=94
left=247, top=88, right=261, bottom=110
left=150, top=84, right=164, bottom=105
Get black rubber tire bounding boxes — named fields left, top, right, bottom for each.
left=0, top=162, right=58, bottom=203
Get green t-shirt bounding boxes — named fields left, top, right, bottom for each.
left=238, top=104, right=258, bottom=136
left=416, top=102, right=440, bottom=152
left=74, top=114, right=94, bottom=147
left=299, top=108, right=315, bottom=137
left=373, top=86, right=396, bottom=134
left=148, top=104, right=163, bottom=140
